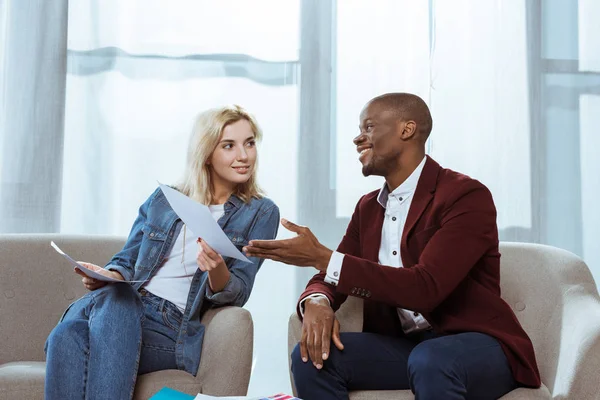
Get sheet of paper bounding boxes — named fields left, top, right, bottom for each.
left=159, top=184, right=251, bottom=263
left=193, top=394, right=300, bottom=400
left=50, top=241, right=143, bottom=283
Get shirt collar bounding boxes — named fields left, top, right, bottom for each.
left=226, top=194, right=244, bottom=209
left=377, top=156, right=427, bottom=208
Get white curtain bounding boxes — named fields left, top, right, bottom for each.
left=1, top=0, right=599, bottom=396
left=0, top=0, right=67, bottom=233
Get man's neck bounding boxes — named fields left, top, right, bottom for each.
left=385, top=153, right=426, bottom=192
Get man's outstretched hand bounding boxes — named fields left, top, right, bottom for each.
left=243, top=219, right=333, bottom=272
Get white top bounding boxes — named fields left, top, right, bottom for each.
left=303, top=157, right=431, bottom=334
left=144, top=204, right=225, bottom=312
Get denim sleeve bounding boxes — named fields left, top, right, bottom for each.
left=205, top=202, right=280, bottom=307
left=102, top=188, right=157, bottom=281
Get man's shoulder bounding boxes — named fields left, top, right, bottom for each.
left=436, top=164, right=491, bottom=197
left=431, top=164, right=496, bottom=214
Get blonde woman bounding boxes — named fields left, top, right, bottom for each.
left=44, top=105, right=280, bottom=400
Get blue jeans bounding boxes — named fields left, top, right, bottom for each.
left=291, top=331, right=517, bottom=400
left=44, top=284, right=184, bottom=400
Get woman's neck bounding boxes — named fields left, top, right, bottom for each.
left=211, top=184, right=234, bottom=205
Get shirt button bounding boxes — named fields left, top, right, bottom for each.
left=413, top=312, right=419, bottom=317
left=392, top=251, right=397, bottom=256
left=149, top=232, right=155, bottom=237
left=333, top=271, right=339, bottom=277
left=399, top=197, right=403, bottom=201
left=392, top=217, right=397, bottom=221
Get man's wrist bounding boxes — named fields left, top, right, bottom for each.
left=315, top=248, right=333, bottom=272
left=305, top=296, right=331, bottom=310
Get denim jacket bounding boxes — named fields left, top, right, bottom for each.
left=104, top=187, right=280, bottom=375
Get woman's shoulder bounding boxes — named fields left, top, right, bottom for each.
left=148, top=186, right=166, bottom=201
left=142, top=186, right=171, bottom=209
left=246, top=196, right=279, bottom=215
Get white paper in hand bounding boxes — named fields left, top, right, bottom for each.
left=50, top=241, right=126, bottom=282
left=159, top=184, right=251, bottom=263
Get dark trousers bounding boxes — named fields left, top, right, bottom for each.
left=291, top=331, right=517, bottom=400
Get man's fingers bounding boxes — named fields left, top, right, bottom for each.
left=243, top=250, right=288, bottom=263
left=321, top=324, right=332, bottom=361
left=280, top=218, right=308, bottom=234
left=332, top=319, right=344, bottom=351
left=312, top=330, right=324, bottom=369
left=300, top=329, right=309, bottom=362
left=306, top=329, right=318, bottom=369
left=306, top=329, right=315, bottom=367
left=245, top=238, right=295, bottom=250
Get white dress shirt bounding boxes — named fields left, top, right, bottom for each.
left=302, top=157, right=431, bottom=334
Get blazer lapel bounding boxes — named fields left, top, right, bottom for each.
left=401, top=156, right=440, bottom=265
left=363, top=199, right=385, bottom=262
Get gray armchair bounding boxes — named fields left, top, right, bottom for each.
left=288, top=243, right=600, bottom=399
left=0, top=234, right=253, bottom=399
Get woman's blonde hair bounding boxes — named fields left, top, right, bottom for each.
left=177, top=105, right=264, bottom=204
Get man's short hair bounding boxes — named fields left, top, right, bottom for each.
left=371, top=93, right=433, bottom=140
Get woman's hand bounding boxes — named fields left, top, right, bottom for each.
left=197, top=239, right=230, bottom=293
left=196, top=239, right=226, bottom=272
left=74, top=262, right=124, bottom=291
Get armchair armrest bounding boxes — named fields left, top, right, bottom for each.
left=196, top=306, right=254, bottom=396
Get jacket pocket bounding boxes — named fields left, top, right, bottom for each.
left=141, top=223, right=167, bottom=241
left=224, top=230, right=249, bottom=248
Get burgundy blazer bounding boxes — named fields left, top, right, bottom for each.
left=299, top=156, right=541, bottom=388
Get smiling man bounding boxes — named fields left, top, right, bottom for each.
left=244, top=93, right=541, bottom=399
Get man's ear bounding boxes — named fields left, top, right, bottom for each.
left=400, top=120, right=417, bottom=140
